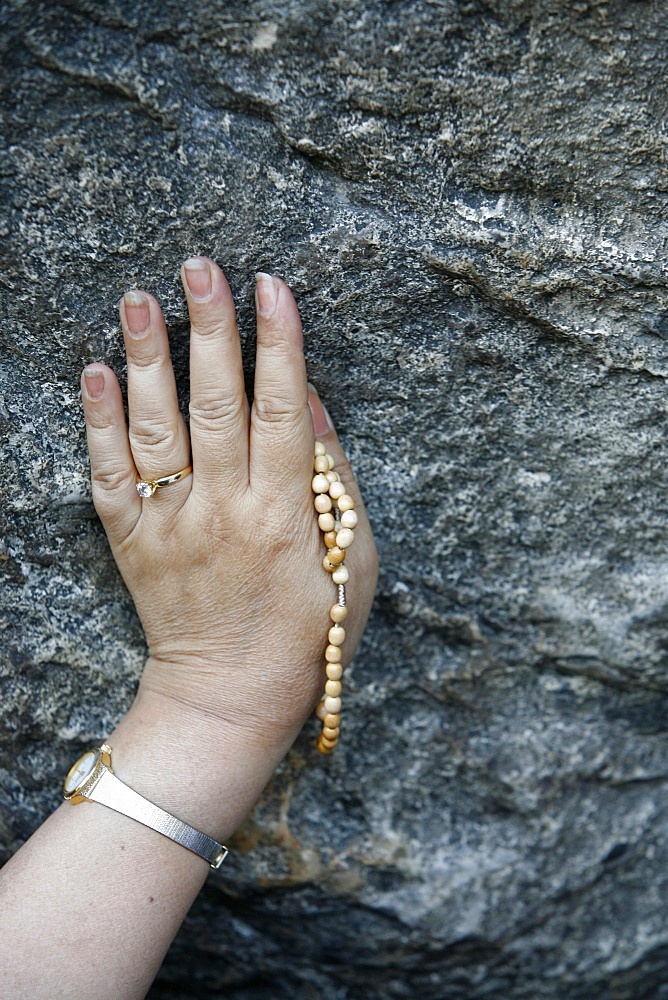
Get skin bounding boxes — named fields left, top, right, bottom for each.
left=0, top=259, right=378, bottom=999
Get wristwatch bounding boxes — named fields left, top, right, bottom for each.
left=63, top=744, right=228, bottom=869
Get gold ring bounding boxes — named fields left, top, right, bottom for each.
left=136, top=465, right=192, bottom=498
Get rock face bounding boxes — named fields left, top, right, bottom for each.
left=2, top=0, right=667, bottom=996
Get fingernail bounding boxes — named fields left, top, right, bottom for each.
left=308, top=383, right=333, bottom=436
left=255, top=272, right=278, bottom=318
left=83, top=367, right=105, bottom=400
left=123, top=290, right=150, bottom=337
left=183, top=258, right=212, bottom=300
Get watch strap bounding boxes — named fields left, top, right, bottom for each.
left=87, top=767, right=227, bottom=868
left=84, top=761, right=228, bottom=869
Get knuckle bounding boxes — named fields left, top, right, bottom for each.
left=127, top=351, right=168, bottom=372
left=189, top=392, right=245, bottom=430
left=129, top=421, right=180, bottom=452
left=91, top=466, right=134, bottom=498
left=85, top=409, right=116, bottom=433
left=252, top=393, right=303, bottom=429
left=259, top=331, right=293, bottom=353
left=191, top=318, right=234, bottom=342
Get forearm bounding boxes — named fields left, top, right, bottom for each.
left=0, top=258, right=377, bottom=998
left=0, top=687, right=294, bottom=1000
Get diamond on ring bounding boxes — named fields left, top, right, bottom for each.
left=135, top=465, right=193, bottom=498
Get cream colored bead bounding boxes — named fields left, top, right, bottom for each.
left=338, top=494, right=355, bottom=512
left=325, top=679, right=342, bottom=697
left=315, top=441, right=326, bottom=456
left=315, top=700, right=328, bottom=721
left=328, top=625, right=346, bottom=646
left=324, top=712, right=340, bottom=728
left=340, top=509, right=358, bottom=529
left=322, top=725, right=340, bottom=740
left=314, top=494, right=332, bottom=514
left=326, top=546, right=345, bottom=566
left=312, top=473, right=330, bottom=493
left=318, top=512, right=335, bottom=532
left=330, top=604, right=348, bottom=623
left=325, top=644, right=342, bottom=662
left=314, top=455, right=330, bottom=474
left=326, top=662, right=343, bottom=680
left=336, top=528, right=355, bottom=549
left=325, top=453, right=335, bottom=470
left=317, top=739, right=334, bottom=755
left=326, top=471, right=340, bottom=484
left=332, top=565, right=349, bottom=585
left=324, top=696, right=342, bottom=714
left=324, top=530, right=338, bottom=549
left=329, top=481, right=346, bottom=500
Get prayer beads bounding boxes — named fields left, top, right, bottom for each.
left=312, top=441, right=356, bottom=754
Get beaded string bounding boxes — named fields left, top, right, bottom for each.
left=311, top=441, right=358, bottom=754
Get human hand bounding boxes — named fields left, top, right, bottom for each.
left=0, top=265, right=376, bottom=1000
left=81, top=259, right=378, bottom=756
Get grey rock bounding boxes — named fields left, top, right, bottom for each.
left=2, top=0, right=667, bottom=997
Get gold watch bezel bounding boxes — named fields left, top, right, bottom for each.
left=63, top=744, right=112, bottom=803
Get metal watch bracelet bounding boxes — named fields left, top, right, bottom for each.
left=63, top=744, right=229, bottom=869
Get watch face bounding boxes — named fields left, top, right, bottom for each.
left=64, top=750, right=99, bottom=796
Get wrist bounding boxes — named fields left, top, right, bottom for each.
left=105, top=683, right=296, bottom=845
left=138, top=652, right=322, bottom=745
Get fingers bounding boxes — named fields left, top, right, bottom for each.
left=183, top=258, right=249, bottom=495
left=120, top=290, right=191, bottom=506
left=249, top=274, right=313, bottom=499
left=88, top=265, right=320, bottom=542
left=81, top=364, right=141, bottom=546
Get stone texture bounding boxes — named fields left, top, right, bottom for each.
left=2, top=1, right=667, bottom=997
